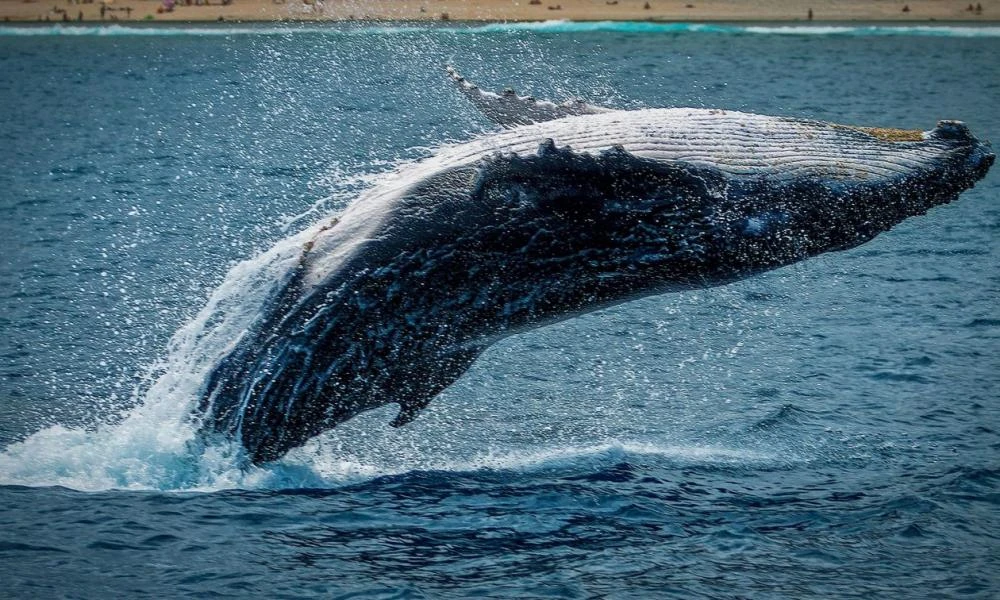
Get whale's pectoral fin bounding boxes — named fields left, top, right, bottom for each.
left=387, top=345, right=485, bottom=428
left=390, top=400, right=426, bottom=428
left=447, top=65, right=612, bottom=128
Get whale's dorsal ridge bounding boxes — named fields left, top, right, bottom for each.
left=447, top=65, right=612, bottom=128
left=537, top=138, right=559, bottom=156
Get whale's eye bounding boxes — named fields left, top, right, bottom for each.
left=743, top=217, right=766, bottom=236
left=740, top=210, right=790, bottom=237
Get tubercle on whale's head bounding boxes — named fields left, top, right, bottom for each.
left=929, top=120, right=975, bottom=141
left=927, top=120, right=995, bottom=181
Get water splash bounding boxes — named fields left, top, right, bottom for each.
left=0, top=220, right=322, bottom=491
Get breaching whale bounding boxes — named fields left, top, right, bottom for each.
left=195, top=70, right=994, bottom=464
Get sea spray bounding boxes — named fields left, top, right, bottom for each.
left=0, top=223, right=321, bottom=491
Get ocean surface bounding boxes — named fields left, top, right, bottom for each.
left=1, top=22, right=998, bottom=598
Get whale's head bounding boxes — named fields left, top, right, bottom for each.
left=470, top=116, right=993, bottom=302
left=711, top=119, right=994, bottom=265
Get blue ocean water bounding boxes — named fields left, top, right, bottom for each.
left=1, top=22, right=998, bottom=598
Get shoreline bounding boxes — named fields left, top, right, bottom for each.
left=4, top=18, right=1000, bottom=25
left=1, top=0, right=997, bottom=25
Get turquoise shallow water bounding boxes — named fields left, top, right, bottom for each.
left=1, top=23, right=998, bottom=598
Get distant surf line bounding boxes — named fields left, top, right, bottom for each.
left=1, top=21, right=1000, bottom=37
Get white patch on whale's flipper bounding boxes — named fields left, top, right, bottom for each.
left=447, top=65, right=612, bottom=128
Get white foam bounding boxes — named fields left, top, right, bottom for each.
left=226, top=439, right=787, bottom=491
left=0, top=221, right=325, bottom=492
left=0, top=409, right=784, bottom=491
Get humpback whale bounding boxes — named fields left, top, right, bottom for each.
left=196, top=70, right=994, bottom=464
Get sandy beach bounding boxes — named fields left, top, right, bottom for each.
left=0, top=0, right=996, bottom=24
